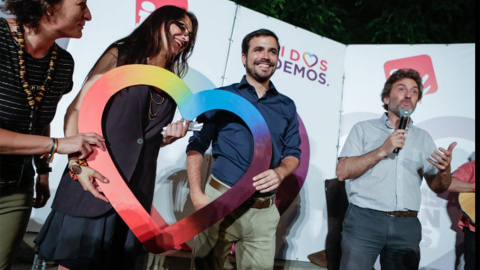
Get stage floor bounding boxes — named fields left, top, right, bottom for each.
left=13, top=232, right=325, bottom=270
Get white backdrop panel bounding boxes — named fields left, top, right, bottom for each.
left=225, top=5, right=346, bottom=261
left=19, top=0, right=474, bottom=267
left=341, top=44, right=475, bottom=269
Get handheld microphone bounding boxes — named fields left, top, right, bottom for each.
left=393, top=109, right=410, bottom=154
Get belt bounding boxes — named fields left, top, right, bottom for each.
left=243, top=196, right=275, bottom=209
left=375, top=210, right=418, bottom=217
left=208, top=176, right=275, bottom=209
left=208, top=176, right=230, bottom=194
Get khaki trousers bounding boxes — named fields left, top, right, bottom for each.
left=0, top=186, right=33, bottom=270
left=192, top=176, right=280, bottom=270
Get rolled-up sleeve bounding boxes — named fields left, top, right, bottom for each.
left=281, top=110, right=301, bottom=161
left=186, top=111, right=216, bottom=156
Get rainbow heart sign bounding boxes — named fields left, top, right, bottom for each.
left=78, top=64, right=308, bottom=253
left=303, top=52, right=318, bottom=68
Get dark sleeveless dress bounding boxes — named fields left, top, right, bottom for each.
left=35, top=45, right=177, bottom=270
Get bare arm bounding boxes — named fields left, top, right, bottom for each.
left=187, top=150, right=210, bottom=210
left=62, top=48, right=119, bottom=202
left=64, top=48, right=119, bottom=139
left=336, top=151, right=384, bottom=182
left=0, top=123, right=104, bottom=159
left=0, top=42, right=109, bottom=157
left=336, top=129, right=407, bottom=181
left=252, top=156, right=300, bottom=193
left=32, top=125, right=51, bottom=208
left=448, top=177, right=474, bottom=193
left=0, top=128, right=55, bottom=155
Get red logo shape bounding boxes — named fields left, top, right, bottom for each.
left=136, top=0, right=188, bottom=25
left=384, top=55, right=438, bottom=96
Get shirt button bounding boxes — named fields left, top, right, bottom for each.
left=137, top=138, right=144, bottom=144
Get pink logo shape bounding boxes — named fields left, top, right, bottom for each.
left=303, top=52, right=318, bottom=68
left=136, top=0, right=188, bottom=24
left=384, top=55, right=438, bottom=96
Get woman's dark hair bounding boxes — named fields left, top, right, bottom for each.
left=100, top=5, right=198, bottom=78
left=1, top=0, right=63, bottom=30
left=381, top=68, right=423, bottom=110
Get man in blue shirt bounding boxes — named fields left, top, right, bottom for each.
left=336, top=68, right=456, bottom=270
left=186, top=28, right=301, bottom=270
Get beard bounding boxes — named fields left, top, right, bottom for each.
left=389, top=99, right=416, bottom=117
left=245, top=59, right=276, bottom=83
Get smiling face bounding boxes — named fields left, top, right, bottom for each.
left=48, top=0, right=92, bottom=38
left=242, top=35, right=279, bottom=84
left=383, top=78, right=419, bottom=117
left=161, top=15, right=193, bottom=55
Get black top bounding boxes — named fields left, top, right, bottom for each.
left=52, top=44, right=177, bottom=217
left=0, top=17, right=74, bottom=188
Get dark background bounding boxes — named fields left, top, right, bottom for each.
left=232, top=0, right=476, bottom=44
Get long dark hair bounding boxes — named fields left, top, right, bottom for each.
left=99, top=5, right=198, bottom=78
left=1, top=0, right=63, bottom=30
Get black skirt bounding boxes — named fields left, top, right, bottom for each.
left=35, top=209, right=145, bottom=270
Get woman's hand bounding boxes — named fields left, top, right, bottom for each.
left=33, top=174, right=50, bottom=208
left=57, top=133, right=106, bottom=159
left=75, top=166, right=110, bottom=203
left=162, top=119, right=191, bottom=146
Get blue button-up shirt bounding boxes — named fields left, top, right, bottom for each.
left=339, top=113, right=438, bottom=211
left=186, top=76, right=301, bottom=195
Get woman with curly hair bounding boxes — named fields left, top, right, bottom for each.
left=0, top=0, right=103, bottom=269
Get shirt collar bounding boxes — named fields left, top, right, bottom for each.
left=238, top=75, right=279, bottom=96
left=382, top=112, right=414, bottom=130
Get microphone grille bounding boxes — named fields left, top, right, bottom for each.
left=400, top=109, right=410, bottom=117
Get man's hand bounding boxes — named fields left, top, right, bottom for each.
left=252, top=169, right=283, bottom=193
left=253, top=156, right=299, bottom=192
left=381, top=129, right=408, bottom=156
left=428, top=142, right=457, bottom=172
left=190, top=192, right=211, bottom=211
left=425, top=142, right=457, bottom=194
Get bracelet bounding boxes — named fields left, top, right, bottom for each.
left=40, top=138, right=58, bottom=163
left=69, top=159, right=89, bottom=180
left=36, top=167, right=52, bottom=174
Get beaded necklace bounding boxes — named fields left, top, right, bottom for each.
left=11, top=24, right=58, bottom=133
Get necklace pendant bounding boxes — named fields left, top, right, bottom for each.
left=30, top=85, right=42, bottom=91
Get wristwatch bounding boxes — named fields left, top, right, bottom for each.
left=70, top=163, right=82, bottom=175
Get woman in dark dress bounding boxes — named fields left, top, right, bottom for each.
left=34, top=5, right=198, bottom=270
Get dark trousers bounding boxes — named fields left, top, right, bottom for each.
left=463, top=227, right=475, bottom=270
left=324, top=179, right=348, bottom=270
left=340, top=204, right=421, bottom=270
